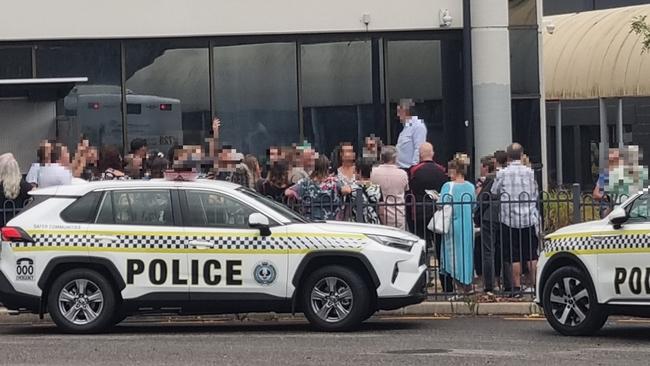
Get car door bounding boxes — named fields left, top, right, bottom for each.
left=597, top=192, right=650, bottom=303
left=89, top=188, right=188, bottom=302
left=181, top=189, right=288, bottom=302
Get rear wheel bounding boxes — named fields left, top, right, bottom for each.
left=47, top=269, right=116, bottom=334
left=301, top=265, right=370, bottom=331
left=542, top=266, right=606, bottom=336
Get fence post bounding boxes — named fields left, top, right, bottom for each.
left=354, top=188, right=364, bottom=223
left=572, top=183, right=582, bottom=224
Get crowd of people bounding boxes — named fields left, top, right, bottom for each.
left=2, top=98, right=547, bottom=299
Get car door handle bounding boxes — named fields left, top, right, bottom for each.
left=94, top=235, right=118, bottom=242
left=188, top=240, right=214, bottom=248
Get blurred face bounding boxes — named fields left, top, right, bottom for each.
left=365, top=137, right=377, bottom=152
left=136, top=146, right=148, bottom=159
left=218, top=149, right=239, bottom=171
left=397, top=106, right=410, bottom=122
left=341, top=144, right=355, bottom=162
left=269, top=148, right=280, bottom=163
left=608, top=149, right=620, bottom=168
left=480, top=164, right=489, bottom=177
left=59, top=146, right=71, bottom=166
left=302, top=148, right=315, bottom=166
left=448, top=168, right=458, bottom=180
left=87, top=147, right=98, bottom=165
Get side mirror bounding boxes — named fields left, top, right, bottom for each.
left=608, top=206, right=628, bottom=229
left=249, top=213, right=271, bottom=237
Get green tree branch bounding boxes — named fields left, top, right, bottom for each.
left=631, top=15, right=650, bottom=53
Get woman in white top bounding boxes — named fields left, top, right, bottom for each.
left=37, top=143, right=72, bottom=188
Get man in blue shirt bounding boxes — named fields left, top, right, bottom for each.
left=396, top=99, right=428, bottom=170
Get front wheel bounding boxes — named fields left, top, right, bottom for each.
left=47, top=269, right=116, bottom=334
left=301, top=265, right=371, bottom=331
left=542, top=266, right=607, bottom=336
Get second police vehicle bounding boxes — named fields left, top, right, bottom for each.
left=537, top=188, right=650, bottom=335
left=0, top=178, right=427, bottom=333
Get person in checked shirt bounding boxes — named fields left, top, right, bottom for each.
left=491, top=143, right=540, bottom=296
left=396, top=98, right=427, bottom=170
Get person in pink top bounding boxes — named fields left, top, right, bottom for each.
left=370, top=145, right=409, bottom=229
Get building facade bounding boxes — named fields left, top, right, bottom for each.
left=0, top=0, right=542, bottom=181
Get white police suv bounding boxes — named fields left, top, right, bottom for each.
left=0, top=180, right=427, bottom=333
left=537, top=189, right=650, bottom=336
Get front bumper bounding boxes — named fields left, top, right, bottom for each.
left=0, top=270, right=40, bottom=312
left=376, top=270, right=427, bottom=310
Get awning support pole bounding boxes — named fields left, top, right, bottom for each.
left=555, top=101, right=563, bottom=186
left=599, top=98, right=609, bottom=173
left=617, top=98, right=624, bottom=148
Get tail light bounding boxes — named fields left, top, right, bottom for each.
left=1, top=227, right=34, bottom=243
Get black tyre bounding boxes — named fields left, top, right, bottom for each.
left=47, top=269, right=116, bottom=334
left=542, top=266, right=607, bottom=336
left=301, top=265, right=371, bottom=331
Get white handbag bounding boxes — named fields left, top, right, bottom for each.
left=427, top=182, right=454, bottom=234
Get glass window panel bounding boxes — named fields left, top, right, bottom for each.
left=185, top=190, right=257, bottom=228
left=110, top=190, right=173, bottom=226
left=213, top=42, right=299, bottom=159
left=36, top=41, right=123, bottom=151
left=509, top=0, right=537, bottom=26
left=301, top=40, right=383, bottom=159
left=386, top=40, right=450, bottom=162
left=510, top=30, right=540, bottom=96
left=511, top=98, right=542, bottom=181
left=543, top=0, right=593, bottom=15
left=125, top=40, right=210, bottom=156
left=0, top=47, right=32, bottom=79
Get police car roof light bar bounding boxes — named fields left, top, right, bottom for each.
left=1, top=227, right=34, bottom=243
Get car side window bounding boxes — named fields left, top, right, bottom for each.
left=60, top=191, right=102, bottom=223
left=185, top=190, right=263, bottom=228
left=95, top=190, right=173, bottom=226
left=628, top=193, right=649, bottom=222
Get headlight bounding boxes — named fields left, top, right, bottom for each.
left=367, top=234, right=417, bottom=252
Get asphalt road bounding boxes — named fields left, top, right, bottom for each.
left=2, top=316, right=650, bottom=365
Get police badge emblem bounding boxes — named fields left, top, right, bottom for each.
left=254, top=261, right=277, bottom=285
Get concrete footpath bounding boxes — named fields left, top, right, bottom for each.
left=0, top=301, right=543, bottom=324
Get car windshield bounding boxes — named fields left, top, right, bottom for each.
left=237, top=187, right=309, bottom=224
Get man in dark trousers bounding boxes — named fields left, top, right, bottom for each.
left=408, top=142, right=452, bottom=293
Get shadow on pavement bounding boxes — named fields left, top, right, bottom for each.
left=0, top=319, right=423, bottom=336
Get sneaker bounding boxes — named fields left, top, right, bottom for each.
left=448, top=295, right=465, bottom=302
left=522, top=286, right=535, bottom=294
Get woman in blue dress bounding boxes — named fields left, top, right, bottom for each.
left=439, top=153, right=476, bottom=297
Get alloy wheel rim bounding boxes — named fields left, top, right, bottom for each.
left=549, top=276, right=590, bottom=327
left=310, top=276, right=353, bottom=323
left=58, top=279, right=104, bottom=325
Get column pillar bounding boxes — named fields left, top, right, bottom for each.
left=471, top=0, right=512, bottom=174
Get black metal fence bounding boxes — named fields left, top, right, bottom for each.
left=0, top=183, right=624, bottom=301
left=280, top=183, right=624, bottom=300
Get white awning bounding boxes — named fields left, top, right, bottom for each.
left=544, top=5, right=650, bottom=100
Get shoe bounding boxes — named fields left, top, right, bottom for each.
left=522, top=286, right=534, bottom=294
left=448, top=295, right=465, bottom=302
